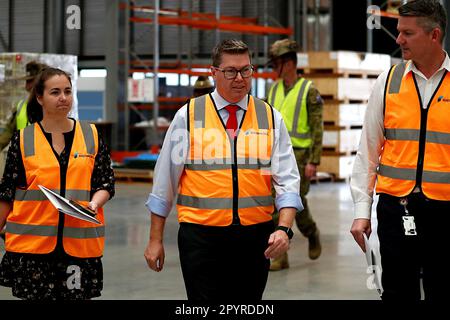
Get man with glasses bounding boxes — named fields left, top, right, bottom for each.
left=267, top=39, right=324, bottom=270
left=144, top=39, right=301, bottom=300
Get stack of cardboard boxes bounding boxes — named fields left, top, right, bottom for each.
left=297, top=50, right=391, bottom=179
left=0, top=53, right=78, bottom=177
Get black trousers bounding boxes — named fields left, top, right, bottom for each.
left=178, top=221, right=274, bottom=301
left=377, top=193, right=450, bottom=301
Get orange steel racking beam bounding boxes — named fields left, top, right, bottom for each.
left=157, top=96, right=189, bottom=102
left=368, top=9, right=399, bottom=19
left=128, top=104, right=186, bottom=111
left=129, top=16, right=292, bottom=36
left=119, top=4, right=258, bottom=24
left=254, top=71, right=278, bottom=80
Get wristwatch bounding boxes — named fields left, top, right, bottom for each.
left=275, top=226, right=294, bottom=240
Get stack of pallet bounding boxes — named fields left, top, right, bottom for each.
left=298, top=51, right=391, bottom=180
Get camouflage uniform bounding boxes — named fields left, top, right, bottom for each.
left=268, top=39, right=323, bottom=265
left=0, top=107, right=18, bottom=151
left=272, top=83, right=323, bottom=238
left=0, top=61, right=45, bottom=152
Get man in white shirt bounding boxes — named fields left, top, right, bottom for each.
left=350, top=0, right=449, bottom=301
left=144, top=39, right=302, bottom=300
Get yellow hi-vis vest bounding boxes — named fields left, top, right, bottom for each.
left=267, top=78, right=312, bottom=148
left=376, top=62, right=450, bottom=200
left=177, top=94, right=274, bottom=226
left=5, top=121, right=105, bottom=258
left=16, top=100, right=29, bottom=130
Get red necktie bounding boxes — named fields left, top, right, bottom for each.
left=225, top=105, right=239, bottom=139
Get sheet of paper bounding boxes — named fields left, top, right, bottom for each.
left=363, top=233, right=383, bottom=296
left=38, top=185, right=101, bottom=225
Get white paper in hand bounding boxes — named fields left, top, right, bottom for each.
left=38, top=185, right=101, bottom=225
left=363, top=233, right=383, bottom=296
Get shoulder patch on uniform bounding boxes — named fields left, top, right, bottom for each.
left=316, top=94, right=323, bottom=104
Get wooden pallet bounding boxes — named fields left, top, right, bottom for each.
left=114, top=168, right=154, bottom=182
left=299, top=68, right=380, bottom=79
left=317, top=154, right=356, bottom=180
left=323, top=102, right=367, bottom=127
left=322, top=126, right=362, bottom=154
left=310, top=171, right=337, bottom=183
left=298, top=51, right=391, bottom=76
left=309, top=77, right=377, bottom=102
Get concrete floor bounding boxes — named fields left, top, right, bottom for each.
left=0, top=181, right=381, bottom=300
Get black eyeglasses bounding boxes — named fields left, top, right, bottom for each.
left=213, top=65, right=254, bottom=80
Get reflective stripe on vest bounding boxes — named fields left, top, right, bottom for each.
left=14, top=189, right=90, bottom=201
left=376, top=62, right=450, bottom=199
left=385, top=128, right=450, bottom=145
left=5, top=121, right=105, bottom=257
left=185, top=158, right=271, bottom=171
left=177, top=194, right=273, bottom=209
left=268, top=78, right=312, bottom=147
left=16, top=100, right=29, bottom=130
left=378, top=164, right=450, bottom=184
left=6, top=222, right=105, bottom=239
left=177, top=94, right=274, bottom=226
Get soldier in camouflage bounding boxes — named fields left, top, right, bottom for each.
left=0, top=61, right=46, bottom=241
left=267, top=39, right=323, bottom=270
left=0, top=61, right=46, bottom=151
left=193, top=75, right=214, bottom=97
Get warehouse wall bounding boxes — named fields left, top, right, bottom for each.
left=3, top=0, right=46, bottom=52
left=0, top=1, right=9, bottom=51
left=130, top=0, right=286, bottom=60
left=333, top=0, right=450, bottom=56
left=0, top=0, right=289, bottom=62
left=0, top=0, right=97, bottom=56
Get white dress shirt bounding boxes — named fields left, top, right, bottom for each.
left=146, top=89, right=302, bottom=218
left=350, top=52, right=450, bottom=219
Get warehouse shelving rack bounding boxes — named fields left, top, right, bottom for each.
left=366, top=0, right=401, bottom=54
left=118, top=0, right=293, bottom=151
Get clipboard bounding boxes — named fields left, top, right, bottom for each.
left=38, top=185, right=101, bottom=225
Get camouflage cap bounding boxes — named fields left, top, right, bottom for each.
left=269, top=39, right=299, bottom=61
left=14, top=61, right=47, bottom=80
left=194, top=76, right=214, bottom=89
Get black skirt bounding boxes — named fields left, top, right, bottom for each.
left=0, top=250, right=103, bottom=300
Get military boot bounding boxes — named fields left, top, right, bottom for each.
left=308, top=229, right=321, bottom=260
left=269, top=252, right=289, bottom=271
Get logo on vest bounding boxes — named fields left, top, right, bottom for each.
left=244, top=130, right=269, bottom=136
left=74, top=151, right=95, bottom=159
left=437, top=96, right=450, bottom=103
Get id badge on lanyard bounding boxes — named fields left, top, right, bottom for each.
left=399, top=198, right=417, bottom=236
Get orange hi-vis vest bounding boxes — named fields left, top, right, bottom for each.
left=5, top=121, right=105, bottom=258
left=177, top=94, right=275, bottom=226
left=376, top=61, right=450, bottom=200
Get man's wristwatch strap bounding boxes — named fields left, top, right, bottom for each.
left=275, top=226, right=294, bottom=239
